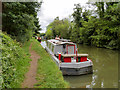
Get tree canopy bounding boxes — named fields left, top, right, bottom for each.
left=2, top=2, right=42, bottom=43
left=46, top=2, right=120, bottom=50
left=46, top=17, right=71, bottom=39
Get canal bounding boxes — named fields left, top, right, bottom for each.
left=64, top=44, right=118, bottom=88
left=41, top=41, right=118, bottom=88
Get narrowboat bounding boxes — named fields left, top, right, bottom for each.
left=45, top=39, right=93, bottom=75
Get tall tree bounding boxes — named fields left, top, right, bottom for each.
left=46, top=17, right=71, bottom=39
left=72, top=4, right=83, bottom=27
left=2, top=2, right=42, bottom=43
left=71, top=2, right=120, bottom=49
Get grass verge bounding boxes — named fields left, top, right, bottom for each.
left=31, top=38, right=69, bottom=88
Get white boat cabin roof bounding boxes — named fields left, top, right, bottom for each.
left=61, top=54, right=88, bottom=57
left=47, top=39, right=75, bottom=46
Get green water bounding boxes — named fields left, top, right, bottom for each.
left=64, top=44, right=118, bottom=88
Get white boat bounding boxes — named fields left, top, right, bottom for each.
left=45, top=39, right=93, bottom=75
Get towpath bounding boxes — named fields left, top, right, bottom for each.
left=21, top=43, right=40, bottom=88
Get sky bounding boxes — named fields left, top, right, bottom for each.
left=37, top=0, right=89, bottom=33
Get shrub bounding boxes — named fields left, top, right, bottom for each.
left=1, top=32, right=31, bottom=88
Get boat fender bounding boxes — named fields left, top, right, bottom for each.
left=90, top=60, right=92, bottom=65
left=58, top=53, right=61, bottom=61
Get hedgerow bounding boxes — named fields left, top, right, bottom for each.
left=1, top=32, right=31, bottom=88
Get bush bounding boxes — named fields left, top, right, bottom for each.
left=1, top=32, right=31, bottom=88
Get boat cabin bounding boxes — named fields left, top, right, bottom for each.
left=46, top=39, right=88, bottom=63
left=46, top=39, right=77, bottom=55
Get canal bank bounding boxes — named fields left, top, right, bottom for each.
left=31, top=39, right=69, bottom=88
left=64, top=44, right=118, bottom=88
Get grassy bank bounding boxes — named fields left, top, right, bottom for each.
left=1, top=32, right=31, bottom=88
left=31, top=39, right=69, bottom=88
left=1, top=33, right=69, bottom=88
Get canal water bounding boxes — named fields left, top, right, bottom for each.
left=64, top=44, right=118, bottom=88
left=41, top=41, right=118, bottom=88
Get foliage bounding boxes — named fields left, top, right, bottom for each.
left=1, top=32, right=31, bottom=88
left=72, top=4, right=83, bottom=27
left=30, top=39, right=69, bottom=88
left=45, top=29, right=52, bottom=39
left=71, top=2, right=120, bottom=50
left=2, top=2, right=42, bottom=43
left=46, top=17, right=71, bottom=39
left=70, top=26, right=80, bottom=43
left=40, top=33, right=45, bottom=37
left=46, top=2, right=120, bottom=50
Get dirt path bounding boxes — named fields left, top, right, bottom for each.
left=21, top=43, right=40, bottom=88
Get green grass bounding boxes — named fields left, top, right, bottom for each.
left=31, top=39, right=69, bottom=88
left=1, top=33, right=69, bottom=88
left=1, top=32, right=31, bottom=88
left=22, top=40, right=32, bottom=56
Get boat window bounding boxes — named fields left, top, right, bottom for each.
left=47, top=41, right=48, bottom=47
left=63, top=44, right=66, bottom=54
left=63, top=44, right=66, bottom=48
left=49, top=43, right=51, bottom=49
left=52, top=45, right=54, bottom=52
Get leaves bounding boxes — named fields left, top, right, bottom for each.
left=71, top=2, right=120, bottom=49
left=1, top=33, right=31, bottom=88
left=46, top=2, right=119, bottom=50
left=46, top=18, right=71, bottom=39
left=2, top=2, right=42, bottom=43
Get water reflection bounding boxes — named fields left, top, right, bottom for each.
left=64, top=44, right=118, bottom=88
left=64, top=74, right=92, bottom=88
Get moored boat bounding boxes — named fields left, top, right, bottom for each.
left=45, top=39, right=93, bottom=75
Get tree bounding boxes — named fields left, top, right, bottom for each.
left=72, top=4, right=83, bottom=27
left=71, top=2, right=120, bottom=49
left=2, top=2, right=42, bottom=43
left=46, top=17, right=71, bottom=39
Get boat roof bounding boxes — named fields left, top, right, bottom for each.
left=47, top=39, right=75, bottom=46
left=61, top=54, right=88, bottom=57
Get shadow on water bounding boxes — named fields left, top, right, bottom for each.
left=64, top=44, right=118, bottom=88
